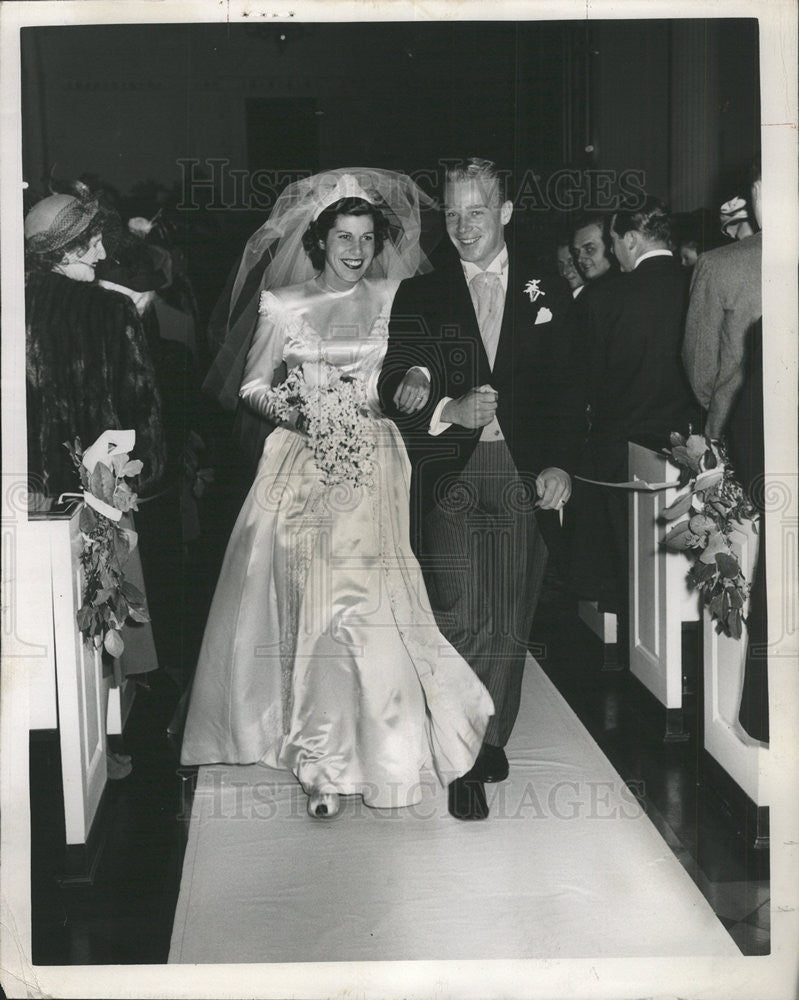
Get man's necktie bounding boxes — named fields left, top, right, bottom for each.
left=469, top=270, right=504, bottom=368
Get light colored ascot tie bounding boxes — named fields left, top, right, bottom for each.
left=469, top=270, right=505, bottom=369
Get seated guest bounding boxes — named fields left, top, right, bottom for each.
left=24, top=188, right=165, bottom=501
left=569, top=197, right=700, bottom=664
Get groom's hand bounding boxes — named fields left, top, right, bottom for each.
left=393, top=368, right=431, bottom=414
left=442, top=385, right=498, bottom=428
left=535, top=467, right=571, bottom=509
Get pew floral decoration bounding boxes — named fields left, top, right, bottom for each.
left=660, top=432, right=756, bottom=639
left=63, top=430, right=150, bottom=660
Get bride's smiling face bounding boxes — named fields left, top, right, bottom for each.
left=320, top=214, right=376, bottom=290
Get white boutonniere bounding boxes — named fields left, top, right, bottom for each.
left=523, top=278, right=545, bottom=303
left=535, top=307, right=553, bottom=325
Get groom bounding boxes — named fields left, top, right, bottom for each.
left=380, top=158, right=581, bottom=820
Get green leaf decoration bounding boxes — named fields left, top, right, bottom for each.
left=689, top=514, right=716, bottom=535
left=663, top=521, right=695, bottom=550
left=685, top=434, right=707, bottom=462
left=90, top=462, right=116, bottom=503
left=730, top=610, right=743, bottom=640
left=693, top=468, right=724, bottom=493
left=671, top=445, right=699, bottom=472
left=715, top=551, right=741, bottom=578
left=92, top=587, right=116, bottom=606
left=80, top=505, right=98, bottom=532
left=119, top=580, right=145, bottom=604
left=76, top=606, right=94, bottom=630
left=113, top=593, right=130, bottom=621
left=104, top=628, right=125, bottom=658
left=128, top=604, right=151, bottom=623
left=662, top=492, right=693, bottom=521
left=693, top=561, right=717, bottom=583
left=699, top=534, right=728, bottom=563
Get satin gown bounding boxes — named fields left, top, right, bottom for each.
left=181, top=278, right=493, bottom=808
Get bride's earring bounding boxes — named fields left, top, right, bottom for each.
left=308, top=790, right=340, bottom=818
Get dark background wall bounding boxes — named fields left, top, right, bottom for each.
left=20, top=19, right=760, bottom=313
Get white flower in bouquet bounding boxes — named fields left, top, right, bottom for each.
left=266, top=362, right=375, bottom=488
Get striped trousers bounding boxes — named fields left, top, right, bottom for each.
left=421, top=440, right=547, bottom=747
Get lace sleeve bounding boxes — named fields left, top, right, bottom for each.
left=238, top=291, right=289, bottom=420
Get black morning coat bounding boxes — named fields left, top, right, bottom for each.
left=379, top=242, right=584, bottom=552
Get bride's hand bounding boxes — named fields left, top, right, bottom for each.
left=393, top=368, right=431, bottom=414
left=285, top=407, right=308, bottom=434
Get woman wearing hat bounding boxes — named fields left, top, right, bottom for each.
left=24, top=188, right=166, bottom=500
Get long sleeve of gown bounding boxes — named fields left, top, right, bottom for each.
left=238, top=291, right=287, bottom=420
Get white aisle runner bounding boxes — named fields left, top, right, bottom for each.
left=169, top=656, right=738, bottom=963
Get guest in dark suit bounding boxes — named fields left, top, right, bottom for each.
left=380, top=158, right=580, bottom=820
left=556, top=238, right=585, bottom=299
left=571, top=213, right=616, bottom=286
left=570, top=197, right=700, bottom=664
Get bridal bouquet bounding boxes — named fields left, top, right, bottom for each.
left=660, top=432, right=756, bottom=639
left=266, top=361, right=375, bottom=488
left=64, top=431, right=150, bottom=660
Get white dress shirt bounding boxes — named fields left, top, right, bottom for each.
left=633, top=248, right=673, bottom=269
left=428, top=245, right=509, bottom=438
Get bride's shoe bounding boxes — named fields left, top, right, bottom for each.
left=308, top=790, right=340, bottom=818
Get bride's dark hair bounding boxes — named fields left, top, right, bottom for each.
left=302, top=197, right=390, bottom=271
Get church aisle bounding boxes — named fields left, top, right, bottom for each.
left=168, top=655, right=738, bottom=964
left=30, top=604, right=768, bottom=965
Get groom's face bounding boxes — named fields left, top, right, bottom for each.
left=444, top=177, right=513, bottom=269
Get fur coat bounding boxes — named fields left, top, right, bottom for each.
left=25, top=270, right=166, bottom=498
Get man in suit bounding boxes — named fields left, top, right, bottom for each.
left=682, top=166, right=762, bottom=441
left=682, top=161, right=767, bottom=742
left=556, top=238, right=585, bottom=299
left=571, top=213, right=615, bottom=285
left=570, top=197, right=700, bottom=665
left=380, top=158, right=580, bottom=820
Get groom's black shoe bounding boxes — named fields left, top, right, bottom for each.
left=448, top=776, right=489, bottom=820
left=473, top=743, right=509, bottom=783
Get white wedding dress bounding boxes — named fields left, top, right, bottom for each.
left=181, top=277, right=493, bottom=807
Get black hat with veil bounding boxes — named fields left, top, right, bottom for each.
left=203, top=167, right=435, bottom=411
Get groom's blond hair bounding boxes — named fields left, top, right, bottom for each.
left=444, top=157, right=509, bottom=204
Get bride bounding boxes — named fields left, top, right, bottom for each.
left=180, top=169, right=493, bottom=818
